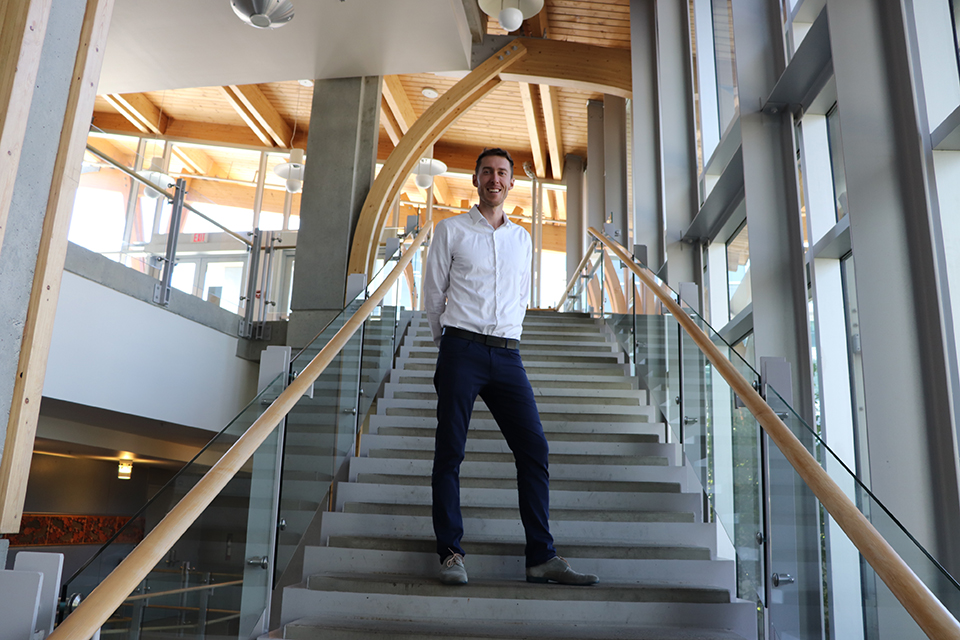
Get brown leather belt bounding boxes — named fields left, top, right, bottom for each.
left=443, top=327, right=519, bottom=351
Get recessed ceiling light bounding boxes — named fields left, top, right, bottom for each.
left=421, top=87, right=439, bottom=99
left=298, top=79, right=314, bottom=87
left=231, top=0, right=296, bottom=29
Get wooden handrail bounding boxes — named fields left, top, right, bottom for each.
left=49, top=225, right=431, bottom=640
left=587, top=227, right=960, bottom=639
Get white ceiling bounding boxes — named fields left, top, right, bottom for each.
left=97, top=0, right=475, bottom=94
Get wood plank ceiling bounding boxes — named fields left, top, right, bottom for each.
left=88, top=0, right=632, bottom=229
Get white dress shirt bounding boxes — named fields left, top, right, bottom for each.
left=423, top=206, right=531, bottom=346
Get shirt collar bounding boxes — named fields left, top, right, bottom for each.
left=469, top=205, right=514, bottom=228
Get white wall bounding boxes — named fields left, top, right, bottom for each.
left=43, top=272, right=258, bottom=432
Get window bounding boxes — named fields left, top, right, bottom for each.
left=726, top=222, right=751, bottom=319
left=825, top=104, right=848, bottom=221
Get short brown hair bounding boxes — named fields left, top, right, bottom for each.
left=475, top=147, right=514, bottom=176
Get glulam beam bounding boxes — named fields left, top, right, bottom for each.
left=104, top=92, right=168, bottom=135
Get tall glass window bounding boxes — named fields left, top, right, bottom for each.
left=712, top=0, right=739, bottom=133
left=840, top=253, right=870, bottom=483
left=727, top=221, right=751, bottom=319
left=826, top=104, right=848, bottom=221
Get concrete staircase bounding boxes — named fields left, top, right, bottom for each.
left=275, top=311, right=758, bottom=639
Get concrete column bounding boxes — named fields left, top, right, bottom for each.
left=728, top=1, right=818, bottom=637
left=630, top=0, right=662, bottom=271
left=0, top=0, right=89, bottom=462
left=657, top=0, right=699, bottom=287
left=288, top=76, right=382, bottom=347
left=564, top=154, right=585, bottom=283
left=828, top=0, right=960, bottom=590
left=586, top=100, right=605, bottom=236
left=603, top=95, right=628, bottom=245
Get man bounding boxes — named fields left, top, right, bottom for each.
left=422, top=148, right=598, bottom=587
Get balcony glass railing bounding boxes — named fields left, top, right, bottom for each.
left=58, top=237, right=422, bottom=639
left=78, top=129, right=302, bottom=323
left=562, top=233, right=960, bottom=638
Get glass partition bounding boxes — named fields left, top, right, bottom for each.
left=572, top=231, right=960, bottom=638
left=59, top=234, right=420, bottom=638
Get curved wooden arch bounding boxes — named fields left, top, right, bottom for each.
left=348, top=38, right=633, bottom=277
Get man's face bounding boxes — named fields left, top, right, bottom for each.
left=473, top=155, right=515, bottom=209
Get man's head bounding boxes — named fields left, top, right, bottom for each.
left=473, top=148, right=515, bottom=211
left=474, top=147, right=514, bottom=177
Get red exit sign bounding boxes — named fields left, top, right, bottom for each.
left=192, top=233, right=207, bottom=243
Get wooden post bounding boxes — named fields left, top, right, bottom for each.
left=0, top=0, right=53, bottom=253
left=0, top=0, right=116, bottom=533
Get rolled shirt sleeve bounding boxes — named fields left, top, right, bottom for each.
left=423, top=221, right=451, bottom=346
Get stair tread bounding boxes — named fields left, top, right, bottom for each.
left=304, top=574, right=731, bottom=604
left=324, top=536, right=712, bottom=560
left=285, top=615, right=747, bottom=640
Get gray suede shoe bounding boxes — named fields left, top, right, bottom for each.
left=526, top=556, right=598, bottom=585
left=440, top=553, right=468, bottom=585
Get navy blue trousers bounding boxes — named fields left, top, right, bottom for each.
left=432, top=334, right=556, bottom=567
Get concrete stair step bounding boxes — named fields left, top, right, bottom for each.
left=384, top=389, right=643, bottom=406
left=368, top=414, right=663, bottom=434
left=349, top=458, right=686, bottom=485
left=279, top=584, right=758, bottom=638
left=404, top=349, right=624, bottom=364
left=368, top=424, right=664, bottom=444
left=354, top=473, right=681, bottom=494
left=359, top=434, right=675, bottom=458
left=319, top=513, right=717, bottom=551
left=342, top=502, right=694, bottom=523
left=384, top=383, right=646, bottom=402
left=391, top=370, right=638, bottom=389
left=335, top=483, right=702, bottom=517
left=379, top=398, right=651, bottom=416
left=284, top=614, right=748, bottom=640
left=305, top=574, right=729, bottom=604
left=398, top=359, right=629, bottom=376
left=381, top=407, right=651, bottom=423
left=364, top=449, right=669, bottom=467
left=301, top=546, right=731, bottom=589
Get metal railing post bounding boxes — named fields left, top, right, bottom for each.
left=240, top=229, right=263, bottom=338
left=153, top=178, right=186, bottom=306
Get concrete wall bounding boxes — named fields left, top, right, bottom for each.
left=43, top=271, right=259, bottom=432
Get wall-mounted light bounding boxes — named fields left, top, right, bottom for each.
left=413, top=158, right=447, bottom=190
left=118, top=460, right=133, bottom=480
left=478, top=0, right=543, bottom=33
left=274, top=148, right=306, bottom=193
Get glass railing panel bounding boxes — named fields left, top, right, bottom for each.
left=276, top=295, right=364, bottom=580
left=60, top=370, right=287, bottom=638
left=682, top=315, right=765, bottom=607
left=765, top=384, right=960, bottom=639
left=103, top=570, right=243, bottom=638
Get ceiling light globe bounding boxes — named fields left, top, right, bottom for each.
left=415, top=173, right=433, bottom=189
left=498, top=7, right=523, bottom=32
left=285, top=178, right=302, bottom=194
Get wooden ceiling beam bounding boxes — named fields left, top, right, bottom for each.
left=171, top=145, right=222, bottom=178
left=433, top=175, right=452, bottom=206
left=523, top=5, right=549, bottom=38
left=229, top=84, right=293, bottom=148
left=538, top=84, right=564, bottom=180
left=219, top=86, right=274, bottom=147
left=499, top=38, right=632, bottom=99
left=382, top=75, right=418, bottom=134
left=104, top=93, right=168, bottom=135
left=380, top=96, right=402, bottom=146
left=90, top=110, right=309, bottom=150
left=518, top=82, right=547, bottom=179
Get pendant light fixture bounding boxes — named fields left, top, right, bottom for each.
left=274, top=148, right=306, bottom=193
left=414, top=158, right=447, bottom=190
left=477, top=0, right=543, bottom=33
